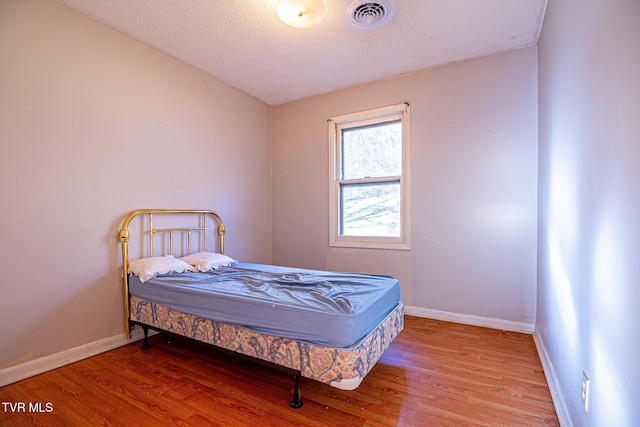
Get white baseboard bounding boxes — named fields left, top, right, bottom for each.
left=533, top=328, right=574, bottom=427
left=0, top=328, right=148, bottom=387
left=404, top=305, right=535, bottom=334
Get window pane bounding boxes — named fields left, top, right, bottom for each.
left=341, top=119, right=401, bottom=180
left=340, top=181, right=401, bottom=237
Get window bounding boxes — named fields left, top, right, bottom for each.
left=329, top=103, right=410, bottom=250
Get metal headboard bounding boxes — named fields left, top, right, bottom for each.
left=118, top=209, right=226, bottom=339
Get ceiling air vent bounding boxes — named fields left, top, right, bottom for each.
left=348, top=0, right=395, bottom=28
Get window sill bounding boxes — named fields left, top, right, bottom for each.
left=329, top=238, right=410, bottom=251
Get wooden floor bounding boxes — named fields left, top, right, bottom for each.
left=0, top=316, right=558, bottom=426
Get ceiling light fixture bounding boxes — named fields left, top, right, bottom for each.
left=276, top=0, right=326, bottom=29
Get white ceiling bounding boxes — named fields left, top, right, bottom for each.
left=55, top=0, right=548, bottom=106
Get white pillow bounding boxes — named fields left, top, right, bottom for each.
left=179, top=252, right=236, bottom=272
left=128, top=256, right=195, bottom=283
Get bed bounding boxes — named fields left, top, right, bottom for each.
left=119, top=209, right=404, bottom=408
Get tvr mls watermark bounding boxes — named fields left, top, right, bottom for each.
left=2, top=402, right=54, bottom=413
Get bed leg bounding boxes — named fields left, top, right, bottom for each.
left=141, top=327, right=152, bottom=350
left=289, top=375, right=303, bottom=409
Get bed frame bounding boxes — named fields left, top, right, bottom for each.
left=119, top=209, right=227, bottom=340
left=119, top=209, right=404, bottom=408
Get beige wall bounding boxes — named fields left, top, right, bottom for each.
left=537, top=0, right=640, bottom=425
left=0, top=0, right=272, bottom=370
left=272, top=47, right=538, bottom=327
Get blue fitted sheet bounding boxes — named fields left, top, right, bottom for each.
left=128, top=262, right=401, bottom=348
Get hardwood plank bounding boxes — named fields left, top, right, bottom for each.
left=0, top=316, right=559, bottom=426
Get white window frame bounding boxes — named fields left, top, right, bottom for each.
left=328, top=102, right=410, bottom=250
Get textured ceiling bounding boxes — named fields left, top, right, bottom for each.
left=55, top=0, right=548, bottom=106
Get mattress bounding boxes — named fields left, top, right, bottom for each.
left=128, top=262, right=401, bottom=348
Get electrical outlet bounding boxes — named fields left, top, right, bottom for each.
left=581, top=371, right=590, bottom=411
